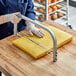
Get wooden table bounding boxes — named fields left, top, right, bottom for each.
left=0, top=21, right=76, bottom=76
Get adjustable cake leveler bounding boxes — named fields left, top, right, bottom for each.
left=14, top=14, right=57, bottom=62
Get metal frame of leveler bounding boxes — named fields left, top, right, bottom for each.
left=14, top=14, right=57, bottom=62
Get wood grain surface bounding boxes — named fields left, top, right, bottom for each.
left=0, top=21, right=76, bottom=76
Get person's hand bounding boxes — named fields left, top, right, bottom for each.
left=5, top=12, right=21, bottom=24
left=26, top=21, right=44, bottom=37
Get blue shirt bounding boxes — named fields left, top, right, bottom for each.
left=0, top=0, right=36, bottom=39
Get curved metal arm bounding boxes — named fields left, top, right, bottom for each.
left=16, top=14, right=57, bottom=62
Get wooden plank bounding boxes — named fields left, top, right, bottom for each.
left=0, top=66, right=11, bottom=76
left=0, top=21, right=76, bottom=76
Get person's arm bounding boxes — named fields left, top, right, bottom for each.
left=25, top=0, right=36, bottom=20
left=25, top=0, right=44, bottom=37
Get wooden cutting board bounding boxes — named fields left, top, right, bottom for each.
left=0, top=21, right=76, bottom=76
left=12, top=25, right=73, bottom=59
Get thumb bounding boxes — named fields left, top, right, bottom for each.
left=29, top=30, right=33, bottom=36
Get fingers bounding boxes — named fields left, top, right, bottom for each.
left=33, top=29, right=44, bottom=38
left=27, top=24, right=44, bottom=37
left=39, top=30, right=44, bottom=37
left=34, top=31, right=42, bottom=37
left=29, top=30, right=34, bottom=36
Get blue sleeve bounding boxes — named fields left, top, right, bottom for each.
left=0, top=0, right=6, bottom=11
left=25, top=0, right=36, bottom=20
